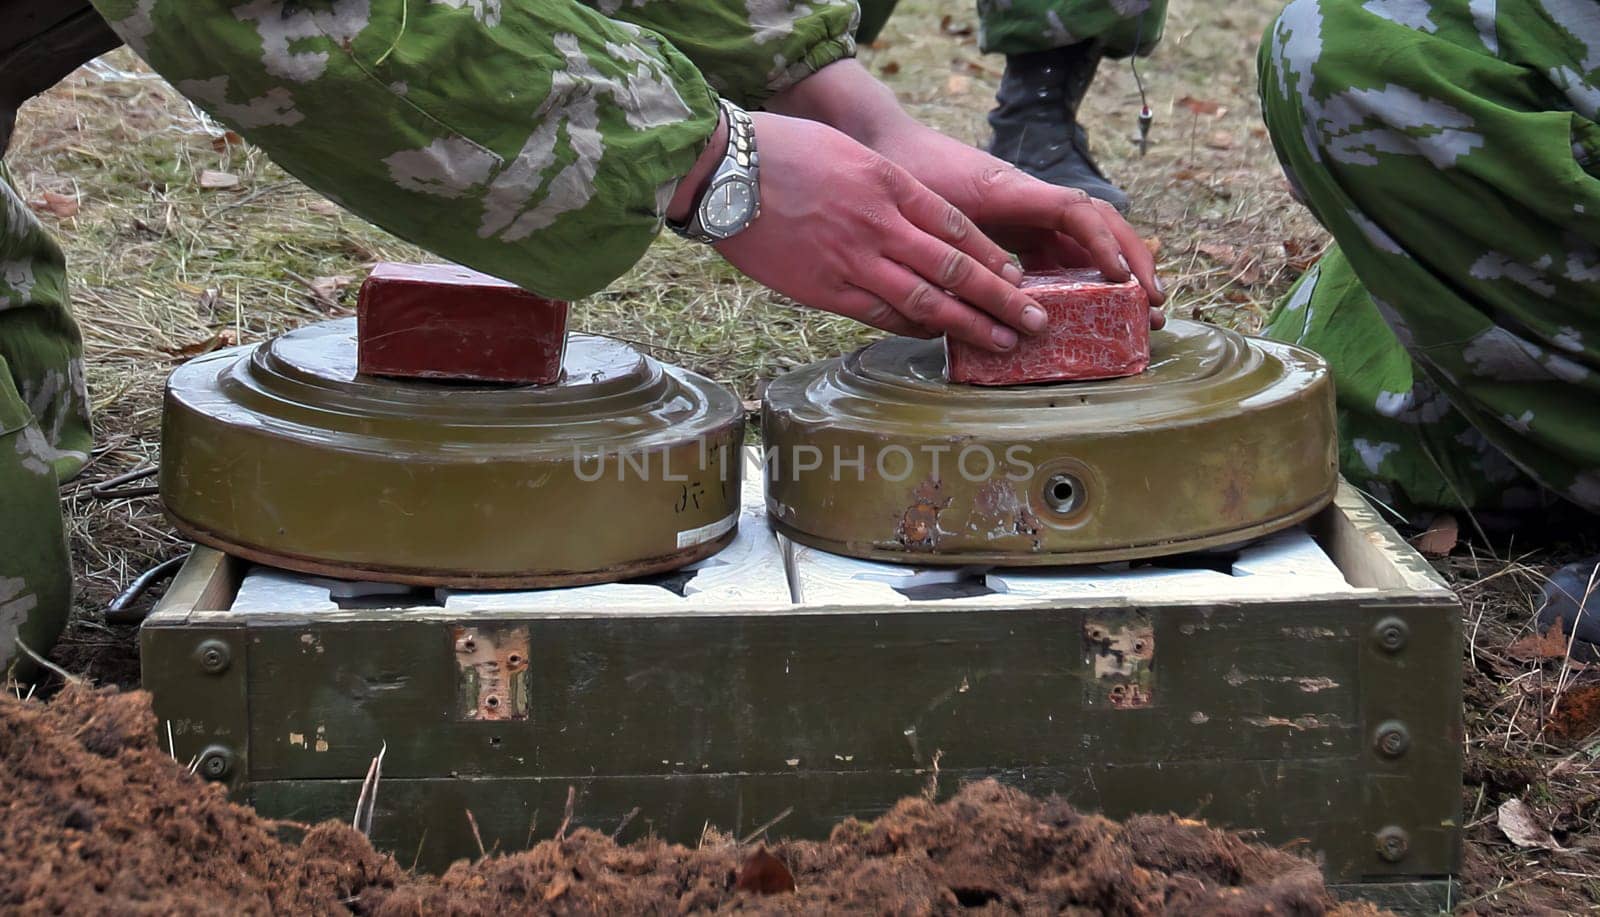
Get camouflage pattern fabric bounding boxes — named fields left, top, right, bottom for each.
left=1259, top=0, right=1600, bottom=519
left=977, top=0, right=1167, bottom=57
left=88, top=0, right=857, bottom=303
left=1, top=162, right=91, bottom=676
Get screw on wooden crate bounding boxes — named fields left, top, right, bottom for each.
left=1374, top=825, right=1410, bottom=863
left=1372, top=616, right=1410, bottom=653
left=197, top=746, right=234, bottom=781
left=1373, top=721, right=1411, bottom=759
left=193, top=639, right=231, bottom=675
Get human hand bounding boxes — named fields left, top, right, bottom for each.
left=869, top=121, right=1166, bottom=326
left=711, top=113, right=1053, bottom=351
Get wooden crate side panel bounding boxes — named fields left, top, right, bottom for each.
left=251, top=759, right=1368, bottom=877
left=1313, top=484, right=1450, bottom=595
left=243, top=603, right=1365, bottom=782
left=139, top=620, right=250, bottom=788
left=1357, top=600, right=1464, bottom=882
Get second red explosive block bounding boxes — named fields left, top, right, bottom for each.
left=945, top=268, right=1150, bottom=386
left=356, top=262, right=569, bottom=385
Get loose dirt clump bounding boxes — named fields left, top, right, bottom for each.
left=3, top=686, right=1380, bottom=916
left=0, top=685, right=400, bottom=915
left=367, top=784, right=1375, bottom=916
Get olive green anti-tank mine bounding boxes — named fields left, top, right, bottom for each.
left=160, top=318, right=744, bottom=586
left=762, top=320, right=1339, bottom=564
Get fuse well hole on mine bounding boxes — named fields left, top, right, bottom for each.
left=1044, top=473, right=1084, bottom=515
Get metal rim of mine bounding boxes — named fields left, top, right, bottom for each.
left=161, top=318, right=744, bottom=587
left=760, top=319, right=1340, bottom=565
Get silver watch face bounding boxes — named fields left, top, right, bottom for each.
left=702, top=179, right=756, bottom=234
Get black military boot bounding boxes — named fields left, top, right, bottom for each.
left=987, top=43, right=1129, bottom=212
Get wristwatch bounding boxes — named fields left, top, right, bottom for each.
left=667, top=98, right=760, bottom=243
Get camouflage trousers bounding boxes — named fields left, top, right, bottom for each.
left=1258, top=0, right=1600, bottom=519
left=856, top=0, right=1166, bottom=57
left=0, top=162, right=92, bottom=676
left=977, top=0, right=1166, bottom=57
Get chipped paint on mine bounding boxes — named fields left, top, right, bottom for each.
left=896, top=478, right=952, bottom=550
left=969, top=479, right=1043, bottom=548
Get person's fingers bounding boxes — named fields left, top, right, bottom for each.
left=864, top=259, right=1018, bottom=351
left=1088, top=198, right=1166, bottom=306
left=1048, top=232, right=1095, bottom=269
left=828, top=287, right=937, bottom=338
left=887, top=165, right=1023, bottom=286
left=882, top=221, right=1046, bottom=335
left=971, top=167, right=1172, bottom=302
left=1149, top=306, right=1167, bottom=330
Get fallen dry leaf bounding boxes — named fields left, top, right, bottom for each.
left=210, top=131, right=244, bottom=152
left=1206, top=130, right=1235, bottom=150
left=939, top=14, right=975, bottom=35
left=1197, top=242, right=1240, bottom=263
left=1549, top=684, right=1600, bottom=743
left=28, top=191, right=80, bottom=219
left=879, top=60, right=901, bottom=76
left=1508, top=618, right=1573, bottom=662
left=958, top=59, right=1004, bottom=78
left=307, top=198, right=341, bottom=217
left=304, top=275, right=354, bottom=312
left=1498, top=799, right=1566, bottom=851
left=735, top=847, right=796, bottom=895
left=1410, top=512, right=1459, bottom=557
left=1177, top=95, right=1227, bottom=117
left=198, top=170, right=241, bottom=191
left=164, top=329, right=238, bottom=362
left=945, top=74, right=972, bottom=96
left=1142, top=236, right=1162, bottom=258
left=196, top=287, right=222, bottom=316
left=1233, top=258, right=1263, bottom=286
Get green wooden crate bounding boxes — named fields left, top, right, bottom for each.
left=141, top=467, right=1461, bottom=911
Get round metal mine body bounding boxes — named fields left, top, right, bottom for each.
left=762, top=320, right=1337, bottom=565
left=162, top=319, right=744, bottom=586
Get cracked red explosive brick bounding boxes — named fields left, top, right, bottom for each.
left=356, top=262, right=568, bottom=385
left=944, top=268, right=1150, bottom=386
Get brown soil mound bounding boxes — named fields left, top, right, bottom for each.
left=2, top=687, right=1381, bottom=916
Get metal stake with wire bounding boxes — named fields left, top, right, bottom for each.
left=1129, top=11, right=1154, bottom=155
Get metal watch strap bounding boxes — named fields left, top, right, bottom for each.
left=666, top=99, right=760, bottom=244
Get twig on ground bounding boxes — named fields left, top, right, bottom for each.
left=611, top=806, right=640, bottom=841
left=739, top=806, right=795, bottom=847
left=465, top=809, right=487, bottom=859
left=351, top=740, right=387, bottom=837
left=555, top=785, right=577, bottom=841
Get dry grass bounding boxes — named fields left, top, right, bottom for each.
left=7, top=0, right=1598, bottom=911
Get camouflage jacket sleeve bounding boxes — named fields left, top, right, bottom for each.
left=597, top=0, right=860, bottom=108
left=88, top=0, right=847, bottom=300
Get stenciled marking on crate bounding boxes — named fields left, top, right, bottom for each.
left=1083, top=612, right=1154, bottom=709
left=453, top=624, right=531, bottom=721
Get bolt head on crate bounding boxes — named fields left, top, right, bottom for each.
left=356, top=262, right=569, bottom=385
left=945, top=268, right=1150, bottom=386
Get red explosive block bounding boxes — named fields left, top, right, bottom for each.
left=356, top=262, right=568, bottom=385
left=945, top=268, right=1150, bottom=386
